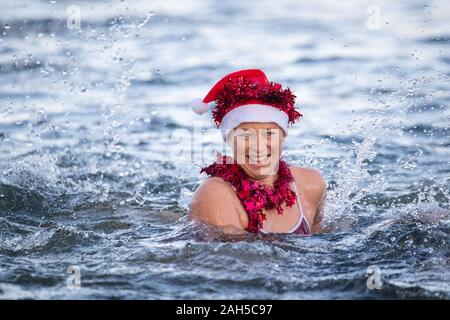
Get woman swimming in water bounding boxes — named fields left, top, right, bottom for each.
left=189, top=69, right=327, bottom=235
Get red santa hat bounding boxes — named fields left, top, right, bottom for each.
left=191, top=69, right=302, bottom=140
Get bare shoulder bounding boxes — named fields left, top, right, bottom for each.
left=290, top=166, right=327, bottom=205
left=188, top=177, right=244, bottom=231
left=192, top=176, right=235, bottom=198
left=190, top=177, right=236, bottom=211
left=290, top=166, right=327, bottom=232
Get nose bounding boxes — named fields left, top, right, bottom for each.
left=248, top=136, right=270, bottom=157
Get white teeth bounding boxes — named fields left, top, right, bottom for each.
left=247, top=154, right=271, bottom=163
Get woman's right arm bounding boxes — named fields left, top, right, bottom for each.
left=188, top=177, right=246, bottom=234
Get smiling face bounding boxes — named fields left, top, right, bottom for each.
left=226, top=122, right=286, bottom=178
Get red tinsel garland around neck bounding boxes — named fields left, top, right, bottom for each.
left=199, top=153, right=297, bottom=234
left=211, top=76, right=303, bottom=127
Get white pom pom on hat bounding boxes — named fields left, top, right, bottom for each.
left=190, top=98, right=214, bottom=115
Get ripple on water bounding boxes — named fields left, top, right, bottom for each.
left=1, top=0, right=450, bottom=299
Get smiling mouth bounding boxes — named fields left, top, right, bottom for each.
left=246, top=153, right=272, bottom=164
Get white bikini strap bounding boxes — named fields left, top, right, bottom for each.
left=292, top=181, right=312, bottom=233
left=292, top=182, right=304, bottom=219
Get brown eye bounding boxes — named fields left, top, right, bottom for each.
left=237, top=131, right=255, bottom=138
left=263, top=130, right=277, bottom=137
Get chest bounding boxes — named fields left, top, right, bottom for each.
left=230, top=182, right=315, bottom=232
